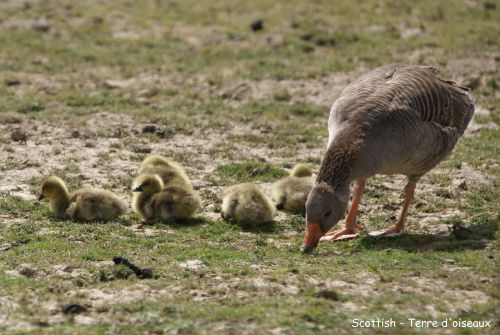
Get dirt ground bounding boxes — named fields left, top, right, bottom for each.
left=0, top=1, right=498, bottom=334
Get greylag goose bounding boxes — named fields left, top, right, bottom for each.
left=38, top=176, right=127, bottom=222
left=302, top=64, right=474, bottom=252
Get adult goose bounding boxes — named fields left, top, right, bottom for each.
left=302, top=64, right=474, bottom=253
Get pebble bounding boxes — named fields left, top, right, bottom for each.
left=250, top=19, right=263, bottom=32
left=62, top=304, right=88, bottom=315
left=11, top=130, right=28, bottom=142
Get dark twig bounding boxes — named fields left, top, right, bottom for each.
left=112, top=256, right=153, bottom=279
left=62, top=304, right=88, bottom=315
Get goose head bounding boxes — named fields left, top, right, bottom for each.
left=301, top=182, right=348, bottom=253
left=132, top=174, right=163, bottom=195
left=38, top=176, right=68, bottom=201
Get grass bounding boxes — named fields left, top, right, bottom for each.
left=0, top=0, right=499, bottom=334
left=1, top=183, right=498, bottom=334
left=213, top=161, right=288, bottom=185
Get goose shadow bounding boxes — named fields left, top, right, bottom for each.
left=355, top=220, right=498, bottom=253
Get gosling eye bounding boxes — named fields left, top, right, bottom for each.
left=324, top=211, right=331, bottom=218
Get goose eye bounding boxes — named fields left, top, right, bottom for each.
left=324, top=211, right=331, bottom=218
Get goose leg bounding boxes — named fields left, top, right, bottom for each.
left=369, top=180, right=417, bottom=237
left=321, top=179, right=366, bottom=242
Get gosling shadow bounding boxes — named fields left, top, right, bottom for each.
left=239, top=220, right=280, bottom=234
left=156, top=216, right=207, bottom=229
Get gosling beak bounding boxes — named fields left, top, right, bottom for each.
left=38, top=194, right=45, bottom=201
left=301, top=222, right=324, bottom=253
left=132, top=186, right=143, bottom=192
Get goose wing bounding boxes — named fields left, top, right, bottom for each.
left=335, top=64, right=474, bottom=133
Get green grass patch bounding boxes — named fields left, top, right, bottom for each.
left=213, top=161, right=287, bottom=185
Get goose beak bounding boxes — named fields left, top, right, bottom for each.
left=301, top=222, right=324, bottom=253
left=38, top=194, right=45, bottom=201
left=132, top=186, right=143, bottom=192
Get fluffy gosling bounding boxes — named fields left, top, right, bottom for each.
left=139, top=155, right=192, bottom=189
left=132, top=174, right=201, bottom=222
left=38, top=176, right=127, bottom=221
left=221, top=183, right=275, bottom=226
left=290, top=163, right=313, bottom=177
left=272, top=163, right=314, bottom=213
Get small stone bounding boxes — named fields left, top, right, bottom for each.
left=5, top=78, right=21, bottom=86
left=133, top=146, right=152, bottom=154
left=457, top=180, right=467, bottom=190
left=250, top=19, right=263, bottom=32
left=179, top=259, right=206, bottom=270
left=138, top=88, right=159, bottom=98
left=301, top=44, right=315, bottom=53
left=479, top=277, right=490, bottom=283
left=315, top=38, right=327, bottom=46
left=103, top=79, right=134, bottom=89
left=484, top=2, right=496, bottom=10
left=444, top=259, right=456, bottom=265
left=395, top=286, right=409, bottom=294
left=111, top=128, right=127, bottom=138
left=11, top=130, right=28, bottom=142
left=32, top=19, right=50, bottom=32
left=62, top=304, right=88, bottom=315
left=35, top=320, right=50, bottom=327
left=314, top=290, right=339, bottom=301
left=450, top=222, right=471, bottom=240
left=415, top=202, right=426, bottom=209
left=92, top=16, right=104, bottom=25
left=32, top=57, right=50, bottom=66
left=19, top=264, right=38, bottom=277
left=382, top=203, right=397, bottom=210
left=4, top=116, right=22, bottom=124
left=379, top=274, right=392, bottom=283
left=156, top=127, right=175, bottom=138
left=0, top=243, right=12, bottom=251
left=142, top=124, right=157, bottom=134
left=300, top=33, right=314, bottom=41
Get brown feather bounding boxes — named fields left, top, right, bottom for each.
left=319, top=64, right=474, bottom=186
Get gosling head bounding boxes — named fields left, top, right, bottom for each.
left=38, top=176, right=68, bottom=201
left=301, top=182, right=348, bottom=253
left=141, top=155, right=171, bottom=168
left=290, top=163, right=313, bottom=177
left=132, top=174, right=163, bottom=194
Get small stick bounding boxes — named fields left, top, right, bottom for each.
left=112, top=256, right=153, bottom=279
